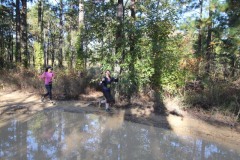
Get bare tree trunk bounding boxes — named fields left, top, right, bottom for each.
left=21, top=0, right=28, bottom=67
left=197, top=0, right=203, bottom=56
left=196, top=0, right=203, bottom=75
left=0, top=19, right=3, bottom=68
left=79, top=0, right=84, bottom=25
left=58, top=0, right=64, bottom=67
left=16, top=0, right=21, bottom=63
left=127, top=0, right=136, bottom=100
left=79, top=0, right=86, bottom=70
left=8, top=30, right=13, bottom=63
left=38, top=0, right=42, bottom=28
left=10, top=0, right=14, bottom=63
left=43, top=28, right=47, bottom=66
left=205, top=0, right=212, bottom=75
left=38, top=0, right=45, bottom=67
left=46, top=21, right=51, bottom=66
left=114, top=0, right=124, bottom=102
left=116, top=0, right=124, bottom=72
left=116, top=0, right=123, bottom=51
left=129, top=0, right=135, bottom=53
left=76, top=0, right=85, bottom=71
left=51, top=34, right=55, bottom=67
left=69, top=27, right=73, bottom=69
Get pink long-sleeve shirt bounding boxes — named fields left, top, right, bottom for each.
left=40, top=72, right=55, bottom=85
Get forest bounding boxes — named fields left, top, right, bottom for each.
left=0, top=0, right=240, bottom=120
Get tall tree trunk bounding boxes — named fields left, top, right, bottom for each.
left=38, top=0, right=42, bottom=29
left=129, top=0, right=135, bottom=53
left=16, top=0, right=21, bottom=63
left=38, top=0, right=44, bottom=67
left=116, top=0, right=123, bottom=52
left=46, top=21, right=50, bottom=66
left=128, top=0, right=136, bottom=100
left=0, top=20, right=3, bottom=68
left=43, top=28, right=47, bottom=66
left=196, top=0, right=203, bottom=75
left=68, top=2, right=73, bottom=69
left=51, top=33, right=55, bottom=67
left=37, top=0, right=46, bottom=67
left=116, top=0, right=124, bottom=71
left=58, top=0, right=64, bottom=67
left=76, top=0, right=84, bottom=71
left=21, top=0, right=28, bottom=67
left=7, top=31, right=13, bottom=63
left=205, top=0, right=213, bottom=75
left=10, top=1, right=14, bottom=63
left=38, top=0, right=43, bottom=42
left=69, top=29, right=73, bottom=69
left=197, top=0, right=203, bottom=56
left=114, top=0, right=124, bottom=102
left=79, top=0, right=84, bottom=25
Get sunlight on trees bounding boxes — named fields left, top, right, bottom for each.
left=0, top=0, right=239, bottom=116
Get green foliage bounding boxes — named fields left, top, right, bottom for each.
left=1, top=0, right=240, bottom=118
left=33, top=42, right=44, bottom=71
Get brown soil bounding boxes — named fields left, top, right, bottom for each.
left=0, top=89, right=240, bottom=153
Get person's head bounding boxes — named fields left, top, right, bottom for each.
left=45, top=66, right=53, bottom=72
left=105, top=70, right=111, bottom=77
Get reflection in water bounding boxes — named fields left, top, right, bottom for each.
left=0, top=110, right=239, bottom=160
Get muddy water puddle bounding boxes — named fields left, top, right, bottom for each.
left=0, top=110, right=239, bottom=160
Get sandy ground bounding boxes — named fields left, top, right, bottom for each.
left=0, top=89, right=240, bottom=153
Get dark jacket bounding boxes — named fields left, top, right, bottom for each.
left=101, top=76, right=118, bottom=91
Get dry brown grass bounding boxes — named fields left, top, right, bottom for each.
left=0, top=68, right=97, bottom=100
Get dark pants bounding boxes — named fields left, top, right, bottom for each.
left=103, top=90, right=114, bottom=104
left=44, top=84, right=52, bottom=100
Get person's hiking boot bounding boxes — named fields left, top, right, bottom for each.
left=41, top=96, right=45, bottom=102
left=49, top=100, right=56, bottom=105
left=105, top=108, right=110, bottom=112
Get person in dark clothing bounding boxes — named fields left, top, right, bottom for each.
left=99, top=70, right=118, bottom=111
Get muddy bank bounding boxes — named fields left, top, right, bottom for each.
left=0, top=90, right=240, bottom=154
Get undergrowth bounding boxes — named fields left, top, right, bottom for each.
left=1, top=67, right=240, bottom=121
left=0, top=67, right=100, bottom=100
left=183, top=81, right=240, bottom=121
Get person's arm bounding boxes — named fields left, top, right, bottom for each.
left=99, top=77, right=105, bottom=85
left=39, top=72, right=45, bottom=80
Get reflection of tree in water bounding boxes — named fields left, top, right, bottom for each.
left=28, top=111, right=60, bottom=159
left=0, top=111, right=240, bottom=160
left=26, top=111, right=87, bottom=159
left=0, top=118, right=27, bottom=159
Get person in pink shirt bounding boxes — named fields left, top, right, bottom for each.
left=40, top=66, right=55, bottom=103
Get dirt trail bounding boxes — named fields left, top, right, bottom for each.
left=0, top=90, right=240, bottom=153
